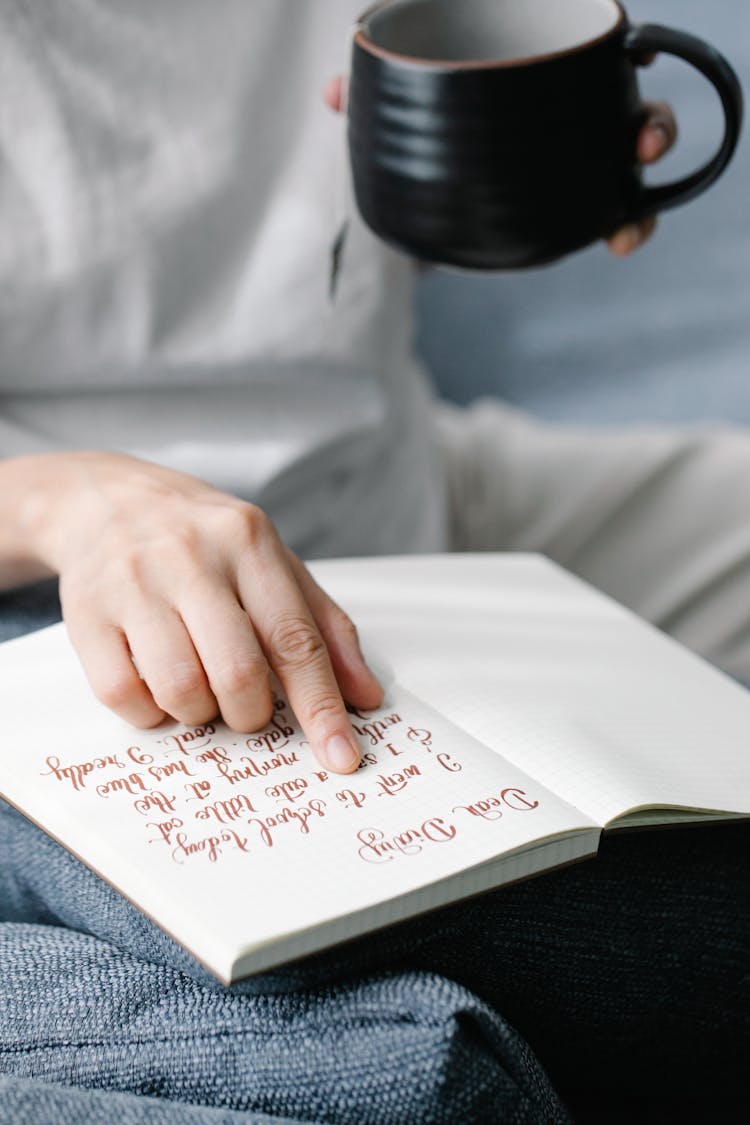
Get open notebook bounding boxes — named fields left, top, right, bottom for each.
left=1, top=553, right=749, bottom=984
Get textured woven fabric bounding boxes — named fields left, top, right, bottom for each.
left=0, top=912, right=567, bottom=1124
left=0, top=1076, right=311, bottom=1125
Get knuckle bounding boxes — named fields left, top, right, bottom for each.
left=332, top=607, right=358, bottom=644
left=118, top=549, right=149, bottom=588
left=211, top=655, right=268, bottom=699
left=305, top=691, right=345, bottom=727
left=221, top=502, right=272, bottom=548
left=243, top=502, right=270, bottom=532
left=94, top=672, right=139, bottom=711
left=151, top=663, right=208, bottom=714
left=170, top=527, right=203, bottom=563
left=270, top=616, right=327, bottom=670
left=226, top=698, right=275, bottom=734
left=117, top=569, right=161, bottom=612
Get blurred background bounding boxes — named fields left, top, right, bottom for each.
left=417, top=0, right=749, bottom=426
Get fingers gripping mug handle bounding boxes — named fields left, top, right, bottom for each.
left=625, top=24, right=743, bottom=220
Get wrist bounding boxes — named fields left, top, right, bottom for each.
left=0, top=453, right=76, bottom=587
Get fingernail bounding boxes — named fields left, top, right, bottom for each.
left=614, top=223, right=640, bottom=254
left=323, top=733, right=360, bottom=773
left=640, top=122, right=669, bottom=163
left=652, top=122, right=669, bottom=152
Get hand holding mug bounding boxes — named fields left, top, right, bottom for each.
left=325, top=74, right=678, bottom=257
left=344, top=0, right=742, bottom=270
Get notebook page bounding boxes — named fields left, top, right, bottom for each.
left=0, top=623, right=595, bottom=983
left=311, top=554, right=750, bottom=827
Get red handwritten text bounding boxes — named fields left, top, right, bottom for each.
left=376, top=764, right=421, bottom=797
left=265, top=776, right=308, bottom=803
left=172, top=828, right=249, bottom=864
left=194, top=793, right=258, bottom=825
left=135, top=790, right=179, bottom=816
left=217, top=751, right=299, bottom=786
left=96, top=772, right=146, bottom=798
left=160, top=723, right=216, bottom=756
left=336, top=788, right=366, bottom=810
left=42, top=754, right=125, bottom=792
left=356, top=818, right=457, bottom=864
left=453, top=787, right=540, bottom=821
left=351, top=714, right=402, bottom=747
left=247, top=799, right=327, bottom=848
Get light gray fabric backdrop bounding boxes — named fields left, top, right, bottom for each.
left=417, top=0, right=749, bottom=425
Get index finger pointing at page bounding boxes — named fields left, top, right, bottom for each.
left=236, top=552, right=362, bottom=776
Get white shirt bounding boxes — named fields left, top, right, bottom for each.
left=0, top=0, right=447, bottom=558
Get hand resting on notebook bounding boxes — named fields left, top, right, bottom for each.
left=0, top=452, right=382, bottom=775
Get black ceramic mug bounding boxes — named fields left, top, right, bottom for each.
left=347, top=0, right=743, bottom=269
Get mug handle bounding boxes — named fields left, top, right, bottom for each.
left=624, top=24, right=743, bottom=219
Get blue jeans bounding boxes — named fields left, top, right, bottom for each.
left=1, top=584, right=748, bottom=1123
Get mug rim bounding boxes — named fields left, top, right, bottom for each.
left=354, top=0, right=628, bottom=70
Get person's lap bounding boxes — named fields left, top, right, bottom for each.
left=1, top=794, right=747, bottom=1122
left=0, top=799, right=570, bottom=1125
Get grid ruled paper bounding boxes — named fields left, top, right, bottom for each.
left=312, top=554, right=750, bottom=827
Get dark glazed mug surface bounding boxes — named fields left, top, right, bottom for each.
left=347, top=0, right=743, bottom=270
